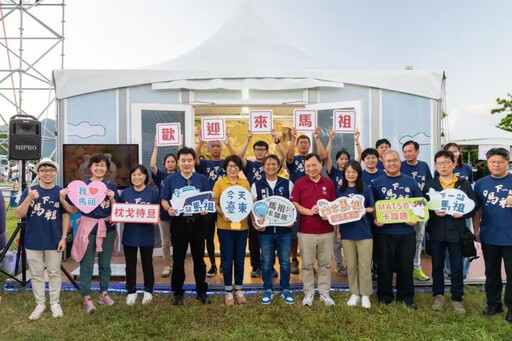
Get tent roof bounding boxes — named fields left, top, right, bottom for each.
left=53, top=1, right=443, bottom=100
left=443, top=111, right=512, bottom=146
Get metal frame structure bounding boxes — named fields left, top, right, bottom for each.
left=0, top=0, right=65, bottom=154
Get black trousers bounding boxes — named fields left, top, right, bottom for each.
left=482, top=243, right=512, bottom=309
left=171, top=217, right=208, bottom=296
left=124, top=245, right=155, bottom=294
left=374, top=232, right=416, bottom=305
left=248, top=218, right=261, bottom=269
left=205, top=213, right=217, bottom=266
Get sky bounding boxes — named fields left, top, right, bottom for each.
left=1, top=0, right=511, bottom=122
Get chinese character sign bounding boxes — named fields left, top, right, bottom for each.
left=333, top=110, right=356, bottom=133
left=317, top=195, right=366, bottom=225
left=156, top=123, right=181, bottom=146
left=201, top=117, right=226, bottom=141
left=111, top=203, right=160, bottom=224
left=170, top=190, right=216, bottom=216
left=220, top=186, right=254, bottom=227
left=249, top=110, right=273, bottom=134
left=293, top=109, right=316, bottom=132
left=426, top=188, right=475, bottom=216
left=67, top=180, right=107, bottom=214
left=375, top=197, right=429, bottom=224
left=252, top=196, right=297, bottom=227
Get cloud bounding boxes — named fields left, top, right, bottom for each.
left=67, top=121, right=106, bottom=139
left=399, top=132, right=430, bottom=145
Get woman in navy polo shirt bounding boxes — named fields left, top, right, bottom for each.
left=336, top=161, right=375, bottom=309
left=122, top=165, right=160, bottom=306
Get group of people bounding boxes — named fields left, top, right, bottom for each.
left=14, top=126, right=512, bottom=325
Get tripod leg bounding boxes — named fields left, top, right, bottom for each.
left=61, top=265, right=80, bottom=290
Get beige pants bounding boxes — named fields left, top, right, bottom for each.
left=341, top=239, right=373, bottom=296
left=159, top=220, right=172, bottom=267
left=298, top=232, right=334, bottom=296
left=26, top=249, right=62, bottom=305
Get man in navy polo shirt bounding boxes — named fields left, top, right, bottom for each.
left=291, top=153, right=336, bottom=306
left=286, top=127, right=327, bottom=274
left=237, top=129, right=286, bottom=277
left=473, top=148, right=512, bottom=323
left=401, top=140, right=432, bottom=282
left=371, top=150, right=423, bottom=309
left=161, top=147, right=212, bottom=306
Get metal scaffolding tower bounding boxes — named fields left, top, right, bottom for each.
left=0, top=0, right=65, bottom=154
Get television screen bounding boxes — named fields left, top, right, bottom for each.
left=63, top=144, right=139, bottom=189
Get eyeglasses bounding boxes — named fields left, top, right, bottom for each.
left=436, top=161, right=452, bottom=166
left=227, top=164, right=239, bottom=169
left=488, top=161, right=507, bottom=165
left=38, top=168, right=56, bottom=174
left=384, top=158, right=400, bottom=165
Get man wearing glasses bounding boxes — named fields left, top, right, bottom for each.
left=473, top=148, right=512, bottom=323
left=371, top=150, right=423, bottom=309
left=161, top=147, right=212, bottom=306
left=15, top=158, right=75, bottom=320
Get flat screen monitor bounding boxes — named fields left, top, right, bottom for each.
left=62, top=144, right=139, bottom=189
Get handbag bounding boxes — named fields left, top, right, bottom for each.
left=460, top=227, right=479, bottom=261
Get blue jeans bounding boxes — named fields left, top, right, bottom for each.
left=432, top=240, right=464, bottom=302
left=259, top=232, right=292, bottom=291
left=217, top=228, right=248, bottom=291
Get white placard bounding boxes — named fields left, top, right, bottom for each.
left=426, top=188, right=475, bottom=216
left=249, top=110, right=273, bottom=134
left=293, top=109, right=317, bottom=132
left=201, top=117, right=226, bottom=141
left=111, top=203, right=160, bottom=224
left=333, top=110, right=356, bottom=133
left=156, top=123, right=181, bottom=146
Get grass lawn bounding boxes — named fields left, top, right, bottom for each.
left=0, top=287, right=511, bottom=340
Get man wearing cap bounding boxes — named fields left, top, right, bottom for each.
left=15, top=158, right=76, bottom=320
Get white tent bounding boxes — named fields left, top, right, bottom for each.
left=443, top=111, right=512, bottom=146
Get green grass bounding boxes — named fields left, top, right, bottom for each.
left=0, top=288, right=511, bottom=340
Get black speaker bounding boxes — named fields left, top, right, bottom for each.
left=8, top=115, right=42, bottom=160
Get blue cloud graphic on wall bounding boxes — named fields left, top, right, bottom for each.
left=68, top=121, right=106, bottom=138
left=399, top=132, right=431, bottom=145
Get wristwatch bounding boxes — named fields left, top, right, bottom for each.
left=274, top=138, right=280, bottom=144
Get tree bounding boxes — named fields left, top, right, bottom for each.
left=491, top=93, right=512, bottom=132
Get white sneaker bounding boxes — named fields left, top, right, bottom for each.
left=320, top=293, right=336, bottom=306
left=302, top=293, right=314, bottom=306
left=162, top=266, right=172, bottom=278
left=126, top=293, right=138, bottom=306
left=361, top=296, right=371, bottom=309
left=29, top=304, right=46, bottom=320
left=347, top=294, right=361, bottom=307
left=142, top=292, right=153, bottom=305
left=50, top=303, right=64, bottom=318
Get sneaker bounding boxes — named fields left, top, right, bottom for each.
left=452, top=301, right=467, bottom=315
left=29, top=304, right=46, bottom=320
left=361, top=296, right=371, bottom=309
left=281, top=290, right=295, bottom=305
left=142, top=292, right=153, bottom=305
left=84, top=299, right=96, bottom=314
left=432, top=295, right=445, bottom=311
left=225, top=292, right=235, bottom=306
left=50, top=303, right=63, bottom=318
left=413, top=268, right=430, bottom=281
left=347, top=294, right=361, bottom=307
left=196, top=293, right=211, bottom=305
left=336, top=264, right=347, bottom=276
left=291, top=259, right=300, bottom=274
left=207, top=266, right=217, bottom=277
left=98, top=293, right=116, bottom=306
left=173, top=295, right=184, bottom=306
left=250, top=267, right=261, bottom=278
left=261, top=290, right=274, bottom=305
left=126, top=293, right=138, bottom=306
left=161, top=266, right=172, bottom=278
left=235, top=290, right=247, bottom=304
left=320, top=293, right=335, bottom=306
left=302, top=293, right=314, bottom=306
left=272, top=268, right=278, bottom=278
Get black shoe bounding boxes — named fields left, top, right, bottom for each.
left=506, top=309, right=512, bottom=323
left=379, top=300, right=392, bottom=305
left=406, top=303, right=418, bottom=310
left=173, top=295, right=184, bottom=306
left=207, top=266, right=217, bottom=277
left=250, top=267, right=261, bottom=278
left=272, top=268, right=278, bottom=278
left=483, top=305, right=504, bottom=316
left=196, top=293, right=212, bottom=305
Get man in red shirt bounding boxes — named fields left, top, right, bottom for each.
left=291, top=153, right=337, bottom=306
